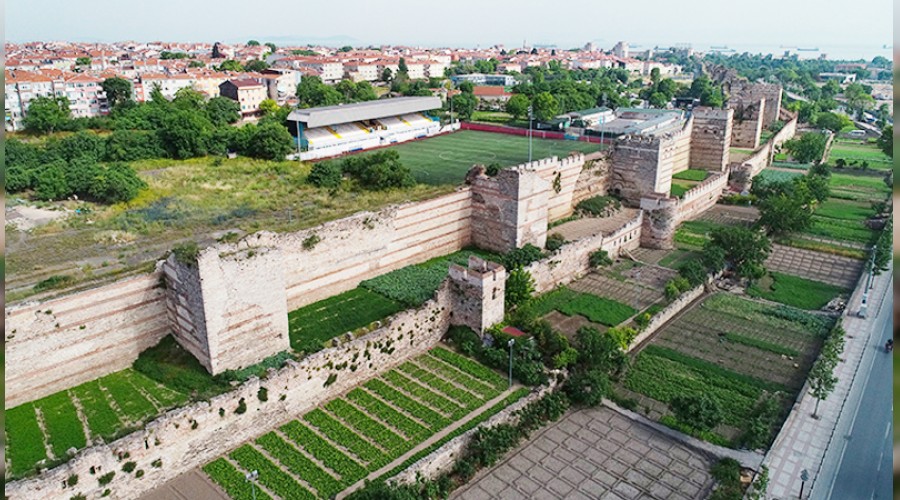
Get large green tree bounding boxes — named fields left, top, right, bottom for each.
left=451, top=92, right=477, bottom=120
left=505, top=94, right=530, bottom=120
left=784, top=132, right=828, bottom=164
left=531, top=92, right=559, bottom=122
left=757, top=193, right=813, bottom=235
left=101, top=77, right=133, bottom=108
left=245, top=121, right=294, bottom=160
left=157, top=109, right=213, bottom=159
left=706, top=226, right=771, bottom=281
left=24, top=96, right=71, bottom=133
left=205, top=96, right=241, bottom=126
left=877, top=125, right=893, bottom=158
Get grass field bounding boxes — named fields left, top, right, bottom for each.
left=522, top=286, right=637, bottom=327
left=747, top=271, right=848, bottom=310
left=5, top=369, right=188, bottom=479
left=353, top=130, right=602, bottom=185
left=670, top=181, right=693, bottom=198
left=672, top=169, right=709, bottom=182
left=829, top=140, right=892, bottom=171
left=203, top=347, right=525, bottom=499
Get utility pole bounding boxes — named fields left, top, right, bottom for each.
left=507, top=339, right=515, bottom=388
left=528, top=105, right=533, bottom=163
left=245, top=470, right=259, bottom=500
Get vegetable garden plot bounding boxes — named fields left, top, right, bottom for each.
left=323, top=399, right=409, bottom=453
left=345, top=389, right=431, bottom=440
left=414, top=355, right=498, bottom=399
left=303, top=409, right=386, bottom=466
left=429, top=347, right=506, bottom=389
left=748, top=272, right=848, bottom=310
left=362, top=379, right=451, bottom=429
left=230, top=445, right=316, bottom=500
left=256, top=432, right=344, bottom=499
left=279, top=421, right=367, bottom=485
left=520, top=286, right=637, bottom=326
left=33, top=392, right=86, bottom=459
left=71, top=382, right=121, bottom=439
left=396, top=362, right=484, bottom=410
left=204, top=458, right=275, bottom=500
left=6, top=404, right=47, bottom=477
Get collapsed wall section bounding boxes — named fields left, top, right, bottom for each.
left=730, top=97, right=765, bottom=149
left=5, top=273, right=169, bottom=408
left=690, top=107, right=733, bottom=171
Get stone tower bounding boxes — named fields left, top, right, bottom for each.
left=448, top=256, right=506, bottom=333
left=639, top=194, right=678, bottom=249
left=690, top=107, right=733, bottom=172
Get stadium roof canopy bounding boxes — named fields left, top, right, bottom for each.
left=287, top=96, right=442, bottom=128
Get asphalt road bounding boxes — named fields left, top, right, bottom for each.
left=828, top=296, right=893, bottom=500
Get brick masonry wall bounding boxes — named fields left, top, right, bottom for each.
left=5, top=285, right=454, bottom=500
left=5, top=273, right=170, bottom=408
left=676, top=170, right=730, bottom=222
left=664, top=115, right=693, bottom=176
left=690, top=108, right=734, bottom=171
left=471, top=167, right=550, bottom=253
left=730, top=98, right=765, bottom=149
left=610, top=135, right=663, bottom=205
left=571, top=153, right=611, bottom=207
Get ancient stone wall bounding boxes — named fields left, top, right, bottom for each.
left=628, top=282, right=707, bottom=351
left=5, top=286, right=453, bottom=500
left=571, top=153, right=611, bottom=206
left=676, top=170, right=730, bottom=222
left=690, top=108, right=734, bottom=171
left=448, top=256, right=506, bottom=333
left=639, top=195, right=679, bottom=249
left=730, top=97, right=765, bottom=149
left=728, top=81, right=782, bottom=128
left=610, top=134, right=663, bottom=205
left=5, top=273, right=169, bottom=408
left=164, top=247, right=290, bottom=375
left=470, top=168, right=550, bottom=253
left=665, top=115, right=693, bottom=176
left=525, top=153, right=588, bottom=222
left=526, top=211, right=642, bottom=294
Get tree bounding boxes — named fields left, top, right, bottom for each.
left=784, top=132, right=827, bottom=164
left=101, top=77, right=133, bottom=108
left=505, top=268, right=535, bottom=309
left=258, top=98, right=279, bottom=116
left=244, top=121, right=293, bottom=160
left=172, top=87, right=206, bottom=111
left=206, top=96, right=241, bottom=126
left=24, top=96, right=71, bottom=134
left=88, top=162, right=147, bottom=203
left=650, top=67, right=661, bottom=84
left=870, top=219, right=892, bottom=275
left=217, top=59, right=244, bottom=72
left=531, top=92, right=559, bottom=122
left=307, top=161, right=343, bottom=188
left=564, top=368, right=610, bottom=407
left=648, top=91, right=669, bottom=108
left=397, top=57, right=409, bottom=76
left=877, top=125, right=893, bottom=158
left=212, top=42, right=224, bottom=59
left=814, top=112, right=851, bottom=133
left=381, top=67, right=393, bottom=83
left=843, top=82, right=875, bottom=118
left=706, top=226, right=771, bottom=280
left=451, top=92, right=477, bottom=120
left=296, top=76, right=343, bottom=107
left=808, top=356, right=837, bottom=418
left=33, top=160, right=70, bottom=200
left=757, top=194, right=813, bottom=235
left=157, top=109, right=213, bottom=159
left=244, top=59, right=269, bottom=72
left=265, top=42, right=277, bottom=53
left=574, top=326, right=626, bottom=375
left=247, top=40, right=260, bottom=46
left=505, top=94, right=530, bottom=120
left=669, top=394, right=723, bottom=431
left=338, top=45, right=353, bottom=52
left=75, top=56, right=91, bottom=66
left=457, top=81, right=474, bottom=94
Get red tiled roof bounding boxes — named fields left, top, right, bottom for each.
left=473, top=86, right=511, bottom=97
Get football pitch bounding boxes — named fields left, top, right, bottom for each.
left=354, top=130, right=603, bottom=185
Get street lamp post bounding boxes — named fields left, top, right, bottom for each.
left=798, top=469, right=808, bottom=499
left=246, top=470, right=259, bottom=500
left=507, top=339, right=515, bottom=388
left=528, top=105, right=534, bottom=163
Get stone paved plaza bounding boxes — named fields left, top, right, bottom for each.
left=452, top=406, right=717, bottom=500
left=552, top=208, right=641, bottom=241
left=766, top=244, right=863, bottom=288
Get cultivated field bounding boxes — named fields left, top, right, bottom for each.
left=828, top=139, right=892, bottom=171
left=202, top=347, right=527, bottom=499
left=347, top=130, right=600, bottom=185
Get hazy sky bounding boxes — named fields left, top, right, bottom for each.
left=7, top=0, right=893, bottom=55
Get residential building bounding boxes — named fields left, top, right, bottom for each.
left=219, top=78, right=267, bottom=116
left=450, top=73, right=516, bottom=86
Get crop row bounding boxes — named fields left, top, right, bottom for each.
left=279, top=421, right=366, bottom=485
left=415, top=355, right=498, bottom=399
left=346, top=388, right=431, bottom=440
left=324, top=399, right=409, bottom=453
left=382, top=371, right=465, bottom=419
left=362, top=379, right=451, bottom=429
left=255, top=432, right=343, bottom=498
left=126, top=370, right=188, bottom=408
left=397, top=362, right=483, bottom=410
left=71, top=382, right=122, bottom=439
left=303, top=409, right=385, bottom=466
left=101, top=372, right=158, bottom=423
left=34, top=392, right=86, bottom=459
left=429, top=347, right=506, bottom=388
left=203, top=458, right=274, bottom=500
left=6, top=404, right=47, bottom=477
left=702, top=293, right=829, bottom=335
left=230, top=445, right=315, bottom=500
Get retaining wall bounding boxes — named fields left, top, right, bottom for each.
left=5, top=286, right=453, bottom=500
left=5, top=273, right=169, bottom=408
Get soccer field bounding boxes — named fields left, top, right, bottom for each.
left=356, top=130, right=603, bottom=185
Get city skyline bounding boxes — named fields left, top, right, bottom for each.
left=8, top=0, right=893, bottom=60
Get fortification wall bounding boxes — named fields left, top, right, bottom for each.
left=640, top=195, right=678, bottom=249
left=665, top=115, right=693, bottom=176
left=5, top=273, right=170, bottom=408
left=610, top=134, right=663, bottom=205
left=526, top=211, right=642, bottom=293
left=5, top=286, right=453, bottom=500
left=690, top=108, right=734, bottom=171
left=448, top=257, right=506, bottom=333
left=527, top=154, right=587, bottom=222
left=571, top=153, right=611, bottom=206
left=730, top=98, right=765, bottom=149
left=470, top=168, right=549, bottom=253
left=676, top=170, right=730, bottom=222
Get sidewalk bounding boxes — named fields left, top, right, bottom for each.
left=763, top=266, right=892, bottom=499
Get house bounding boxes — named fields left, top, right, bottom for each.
left=473, top=86, right=513, bottom=109
left=219, top=79, right=267, bottom=116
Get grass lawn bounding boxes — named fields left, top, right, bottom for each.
left=673, top=169, right=709, bottom=182
left=670, top=180, right=695, bottom=198
left=747, top=271, right=847, bottom=310
left=829, top=140, right=892, bottom=170
left=523, top=286, right=636, bottom=326
left=288, top=288, right=405, bottom=353
left=754, top=169, right=804, bottom=183
left=353, top=130, right=601, bottom=185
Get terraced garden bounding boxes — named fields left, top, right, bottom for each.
left=5, top=369, right=188, bottom=478
left=619, top=293, right=833, bottom=448
left=203, top=347, right=527, bottom=499
left=828, top=139, right=892, bottom=171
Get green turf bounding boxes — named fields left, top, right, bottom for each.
left=523, top=286, right=636, bottom=326
left=755, top=169, right=804, bottom=183
left=747, top=272, right=847, bottom=310
left=670, top=182, right=691, bottom=198
left=353, top=130, right=601, bottom=185
left=673, top=169, right=709, bottom=181
left=829, top=141, right=892, bottom=170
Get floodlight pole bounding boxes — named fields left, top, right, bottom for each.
left=508, top=338, right=515, bottom=388
left=528, top=105, right=533, bottom=163
left=246, top=470, right=259, bottom=500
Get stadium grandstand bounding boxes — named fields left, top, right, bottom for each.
left=287, top=96, right=455, bottom=160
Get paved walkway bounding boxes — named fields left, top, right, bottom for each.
left=763, top=265, right=891, bottom=499
left=766, top=244, right=863, bottom=289
left=451, top=406, right=717, bottom=500
left=139, top=470, right=229, bottom=500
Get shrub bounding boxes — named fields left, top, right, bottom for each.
left=589, top=249, right=613, bottom=268
left=564, top=368, right=611, bottom=407
left=720, top=194, right=757, bottom=206
left=122, top=461, right=136, bottom=473
left=135, top=469, right=145, bottom=478
left=678, top=260, right=707, bottom=287
left=670, top=393, right=724, bottom=432
left=302, top=234, right=321, bottom=250
left=172, top=242, right=200, bottom=265
left=446, top=326, right=482, bottom=357
left=505, top=268, right=535, bottom=309
left=98, top=471, right=115, bottom=486
left=151, top=459, right=162, bottom=468
left=576, top=195, right=620, bottom=216
left=307, top=161, right=343, bottom=188
left=545, top=233, right=567, bottom=252
left=235, top=398, right=247, bottom=415
left=502, top=244, right=544, bottom=269
left=485, top=162, right=502, bottom=176
left=34, top=275, right=75, bottom=292
left=67, top=474, right=79, bottom=487
left=324, top=373, right=338, bottom=387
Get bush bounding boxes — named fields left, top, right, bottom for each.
left=446, top=325, right=481, bottom=357
left=505, top=268, right=535, bottom=309
left=678, top=260, right=707, bottom=287
left=235, top=398, right=247, bottom=414
left=122, top=461, right=136, bottom=473
left=576, top=195, right=620, bottom=216
left=67, top=474, right=79, bottom=487
left=564, top=368, right=611, bottom=407
left=589, top=249, right=613, bottom=268
left=545, top=233, right=567, bottom=252
left=502, top=244, right=544, bottom=269
left=720, top=194, right=757, bottom=206
left=257, top=387, right=268, bottom=402
left=307, top=161, right=343, bottom=188
left=97, top=471, right=115, bottom=486
left=34, top=275, right=75, bottom=292
left=172, top=242, right=200, bottom=265
left=670, top=393, right=723, bottom=432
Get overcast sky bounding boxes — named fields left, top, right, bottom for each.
left=7, top=0, right=893, bottom=56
